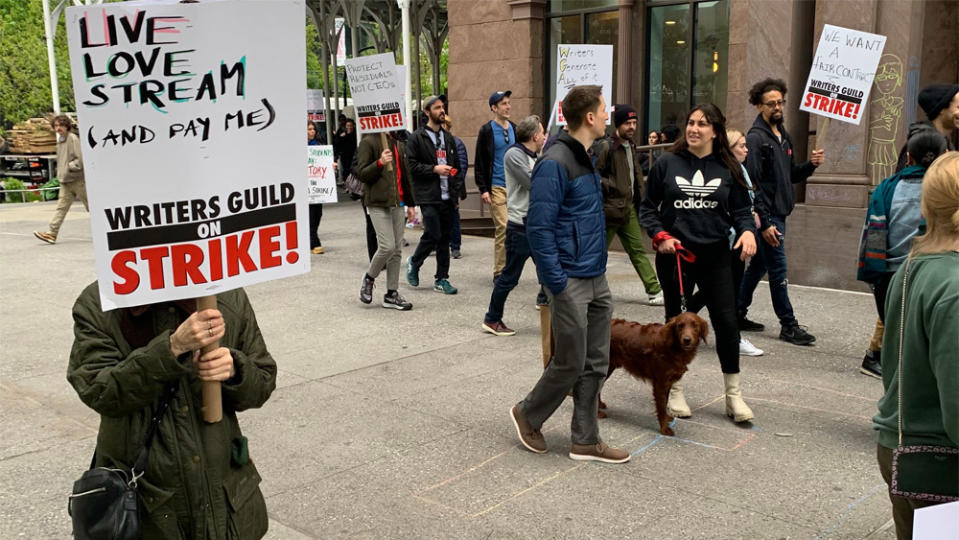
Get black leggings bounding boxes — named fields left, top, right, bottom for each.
left=687, top=247, right=744, bottom=315
left=656, top=241, right=741, bottom=374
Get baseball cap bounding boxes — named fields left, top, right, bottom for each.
left=489, top=90, right=512, bottom=107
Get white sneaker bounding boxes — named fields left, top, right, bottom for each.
left=739, top=338, right=763, bottom=356
left=648, top=292, right=664, bottom=306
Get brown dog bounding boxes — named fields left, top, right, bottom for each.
left=599, top=312, right=708, bottom=436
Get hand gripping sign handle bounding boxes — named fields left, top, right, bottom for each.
left=380, top=133, right=394, bottom=172
left=197, top=295, right=223, bottom=423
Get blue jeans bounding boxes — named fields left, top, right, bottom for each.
left=450, top=207, right=462, bottom=251
left=484, top=226, right=532, bottom=324
left=737, top=216, right=797, bottom=327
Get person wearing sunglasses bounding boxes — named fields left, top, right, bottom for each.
left=737, top=78, right=824, bottom=346
left=474, top=90, right=517, bottom=280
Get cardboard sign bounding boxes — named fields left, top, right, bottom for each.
left=799, top=24, right=887, bottom=125
left=307, top=89, right=326, bottom=123
left=66, top=0, right=308, bottom=311
left=307, top=146, right=337, bottom=204
left=554, top=44, right=613, bottom=126
left=345, top=52, right=404, bottom=134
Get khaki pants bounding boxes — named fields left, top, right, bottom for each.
left=48, top=180, right=88, bottom=237
left=490, top=186, right=508, bottom=276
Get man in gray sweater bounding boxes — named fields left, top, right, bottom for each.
left=482, top=115, right=545, bottom=336
left=35, top=115, right=87, bottom=244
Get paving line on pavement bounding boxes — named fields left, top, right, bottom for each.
left=745, top=396, right=874, bottom=421
left=469, top=464, right=584, bottom=518
left=813, top=483, right=888, bottom=539
left=763, top=377, right=877, bottom=402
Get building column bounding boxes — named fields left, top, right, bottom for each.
left=804, top=0, right=926, bottom=208
left=615, top=0, right=634, bottom=105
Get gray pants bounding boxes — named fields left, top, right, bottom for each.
left=366, top=205, right=406, bottom=291
left=48, top=179, right=88, bottom=237
left=520, top=275, right=613, bottom=445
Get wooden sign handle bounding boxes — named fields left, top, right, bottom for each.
left=197, top=295, right=222, bottom=423
left=380, top=132, right=394, bottom=172
left=816, top=117, right=831, bottom=151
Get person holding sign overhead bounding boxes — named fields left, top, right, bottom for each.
left=474, top=91, right=516, bottom=279
left=357, top=129, right=416, bottom=310
left=406, top=95, right=462, bottom=295
left=67, top=284, right=276, bottom=538
left=307, top=121, right=325, bottom=255
left=737, top=78, right=824, bottom=346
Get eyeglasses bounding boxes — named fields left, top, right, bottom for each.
left=763, top=99, right=786, bottom=109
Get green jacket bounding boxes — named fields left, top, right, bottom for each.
left=874, top=252, right=959, bottom=450
left=594, top=135, right=644, bottom=226
left=67, top=283, right=276, bottom=539
left=357, top=133, right=415, bottom=208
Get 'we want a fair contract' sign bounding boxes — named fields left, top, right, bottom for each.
left=66, top=0, right=308, bottom=310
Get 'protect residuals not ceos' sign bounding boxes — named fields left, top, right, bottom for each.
left=66, top=0, right=308, bottom=311
left=800, top=24, right=887, bottom=125
left=344, top=52, right=405, bottom=134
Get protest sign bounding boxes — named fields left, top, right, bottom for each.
left=554, top=44, right=613, bottom=126
left=307, top=146, right=337, bottom=204
left=345, top=52, right=405, bottom=134
left=334, top=17, right=346, bottom=64
left=307, top=89, right=326, bottom=123
left=66, top=0, right=308, bottom=311
left=799, top=24, right=886, bottom=125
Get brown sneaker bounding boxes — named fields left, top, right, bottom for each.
left=510, top=404, right=546, bottom=454
left=33, top=231, right=56, bottom=244
left=483, top=321, right=516, bottom=336
left=569, top=442, right=630, bottom=464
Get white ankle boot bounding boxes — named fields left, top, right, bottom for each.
left=667, top=382, right=692, bottom=418
left=723, top=373, right=754, bottom=422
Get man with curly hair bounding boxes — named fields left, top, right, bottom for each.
left=737, top=78, right=824, bottom=346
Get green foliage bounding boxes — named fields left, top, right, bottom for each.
left=1, top=177, right=42, bottom=203
left=0, top=1, right=74, bottom=130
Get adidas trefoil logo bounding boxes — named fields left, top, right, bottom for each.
left=675, top=170, right=721, bottom=197
left=674, top=170, right=721, bottom=209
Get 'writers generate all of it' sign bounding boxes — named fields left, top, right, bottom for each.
left=554, top=44, right=612, bottom=125
left=800, top=24, right=886, bottom=125
left=345, top=53, right=405, bottom=133
left=66, top=0, right=308, bottom=310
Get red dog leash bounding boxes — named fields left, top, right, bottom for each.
left=653, top=231, right=696, bottom=312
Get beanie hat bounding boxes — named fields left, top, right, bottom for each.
left=917, top=84, right=959, bottom=121
left=613, top=104, right=638, bottom=127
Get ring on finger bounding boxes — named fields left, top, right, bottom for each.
left=208, top=327, right=214, bottom=336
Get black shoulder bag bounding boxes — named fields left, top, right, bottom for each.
left=68, top=384, right=178, bottom=540
left=889, top=258, right=959, bottom=503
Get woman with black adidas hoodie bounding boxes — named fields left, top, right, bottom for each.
left=639, top=103, right=758, bottom=425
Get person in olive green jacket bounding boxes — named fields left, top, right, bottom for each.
left=68, top=283, right=276, bottom=539
left=873, top=151, right=959, bottom=540
left=357, top=130, right=416, bottom=310
left=594, top=104, right=663, bottom=305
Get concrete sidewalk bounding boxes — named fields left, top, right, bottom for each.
left=1, top=199, right=895, bottom=539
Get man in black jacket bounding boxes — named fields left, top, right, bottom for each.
left=406, top=95, right=462, bottom=295
left=738, top=78, right=824, bottom=346
left=474, top=91, right=517, bottom=278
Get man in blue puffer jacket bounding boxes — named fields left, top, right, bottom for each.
left=508, top=85, right=630, bottom=464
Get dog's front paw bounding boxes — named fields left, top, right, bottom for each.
left=597, top=410, right=608, bottom=419
left=660, top=425, right=675, bottom=436
left=598, top=399, right=607, bottom=410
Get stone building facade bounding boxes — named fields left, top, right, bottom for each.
left=447, top=0, right=958, bottom=291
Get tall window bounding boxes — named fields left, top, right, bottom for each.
left=647, top=0, right=729, bottom=133
left=546, top=0, right=619, bottom=123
